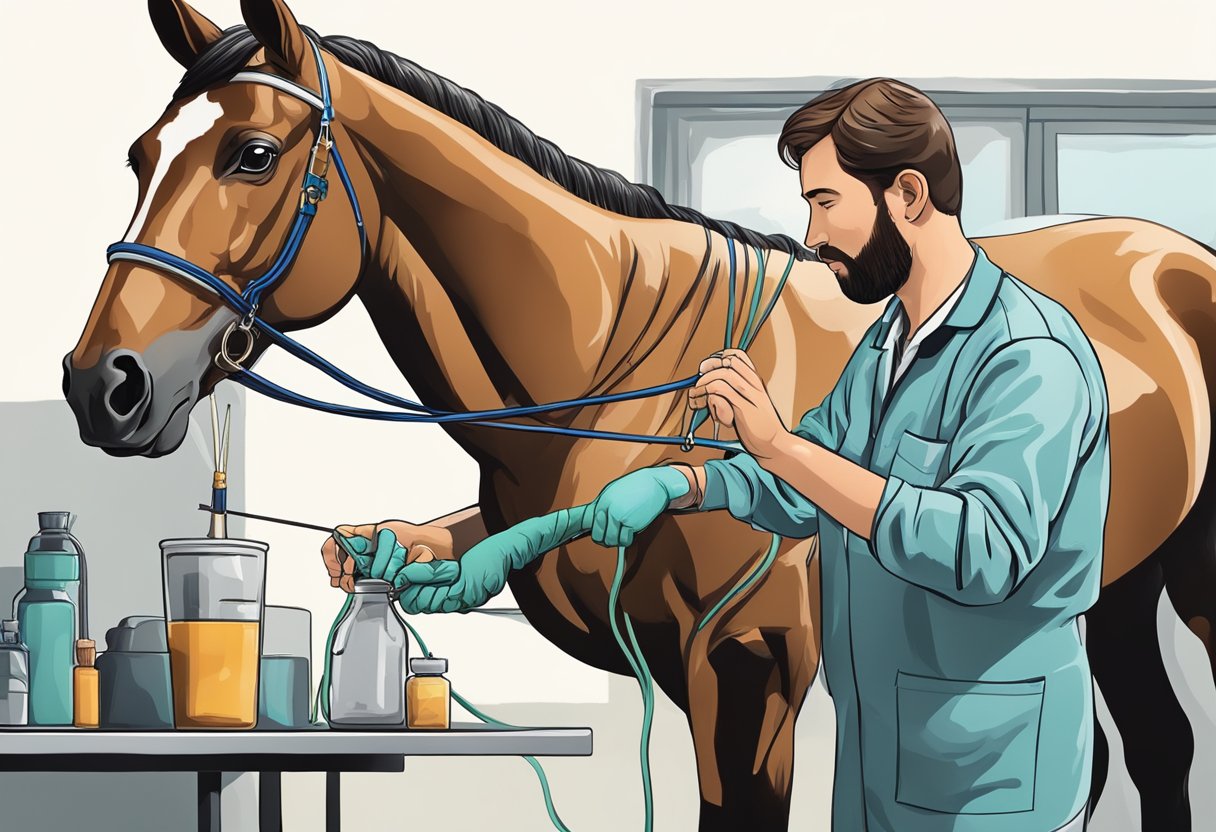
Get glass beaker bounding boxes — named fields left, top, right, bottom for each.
left=328, top=579, right=408, bottom=729
left=160, top=538, right=267, bottom=730
left=258, top=606, right=311, bottom=730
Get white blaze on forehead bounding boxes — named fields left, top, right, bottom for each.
left=122, top=96, right=225, bottom=243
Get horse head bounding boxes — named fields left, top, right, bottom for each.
left=63, top=0, right=371, bottom=457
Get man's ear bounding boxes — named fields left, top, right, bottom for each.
left=240, top=0, right=310, bottom=77
left=148, top=0, right=223, bottom=70
left=895, top=169, right=931, bottom=223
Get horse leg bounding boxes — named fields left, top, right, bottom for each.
left=1086, top=553, right=1193, bottom=829
left=682, top=540, right=820, bottom=832
left=1088, top=715, right=1108, bottom=823
left=683, top=629, right=803, bottom=831
left=1158, top=513, right=1216, bottom=684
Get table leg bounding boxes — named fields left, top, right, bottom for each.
left=199, top=771, right=222, bottom=832
left=259, top=772, right=282, bottom=832
left=326, top=771, right=341, bottom=832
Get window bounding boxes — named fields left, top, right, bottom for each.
left=639, top=78, right=1216, bottom=244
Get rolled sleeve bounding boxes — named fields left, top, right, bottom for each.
left=868, top=338, right=1095, bottom=605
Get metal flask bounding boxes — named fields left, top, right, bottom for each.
left=328, top=579, right=409, bottom=729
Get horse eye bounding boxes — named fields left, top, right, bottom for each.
left=228, top=142, right=278, bottom=176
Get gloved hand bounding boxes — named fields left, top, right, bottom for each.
left=395, top=540, right=510, bottom=614
left=395, top=505, right=594, bottom=615
left=590, top=465, right=690, bottom=548
left=323, top=520, right=455, bottom=592
left=333, top=528, right=405, bottom=582
left=333, top=529, right=460, bottom=587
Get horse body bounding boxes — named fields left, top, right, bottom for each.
left=64, top=2, right=1216, bottom=828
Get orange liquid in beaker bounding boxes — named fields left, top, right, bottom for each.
left=167, top=620, right=260, bottom=729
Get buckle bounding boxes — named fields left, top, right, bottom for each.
left=215, top=316, right=257, bottom=373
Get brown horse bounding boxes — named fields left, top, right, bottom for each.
left=63, top=0, right=1216, bottom=828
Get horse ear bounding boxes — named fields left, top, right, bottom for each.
left=240, top=0, right=310, bottom=78
left=148, top=0, right=223, bottom=69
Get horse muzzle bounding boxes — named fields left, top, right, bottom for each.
left=62, top=322, right=229, bottom=456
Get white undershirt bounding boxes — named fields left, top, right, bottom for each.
left=883, top=276, right=968, bottom=390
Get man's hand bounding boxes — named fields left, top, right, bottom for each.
left=690, top=349, right=791, bottom=459
left=321, top=520, right=454, bottom=593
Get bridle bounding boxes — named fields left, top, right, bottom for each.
left=107, top=37, right=365, bottom=375
left=101, top=36, right=800, bottom=454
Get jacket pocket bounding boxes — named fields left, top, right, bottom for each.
left=895, top=671, right=1045, bottom=815
left=889, top=431, right=948, bottom=487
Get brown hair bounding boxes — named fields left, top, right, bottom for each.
left=778, top=78, right=963, bottom=216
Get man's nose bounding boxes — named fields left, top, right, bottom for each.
left=804, top=226, right=827, bottom=250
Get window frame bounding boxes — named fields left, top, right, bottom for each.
left=638, top=77, right=1216, bottom=225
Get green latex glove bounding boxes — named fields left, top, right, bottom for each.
left=334, top=528, right=405, bottom=581
left=396, top=505, right=594, bottom=615
left=335, top=529, right=458, bottom=587
left=589, top=465, right=690, bottom=548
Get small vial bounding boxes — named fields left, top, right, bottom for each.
left=73, top=639, right=99, bottom=729
left=406, top=655, right=450, bottom=730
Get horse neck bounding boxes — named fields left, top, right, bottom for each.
left=339, top=72, right=744, bottom=427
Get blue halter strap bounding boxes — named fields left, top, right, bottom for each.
left=105, top=38, right=796, bottom=454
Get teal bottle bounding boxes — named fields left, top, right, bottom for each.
left=14, top=512, right=87, bottom=726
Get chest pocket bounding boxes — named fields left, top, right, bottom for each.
left=888, top=431, right=949, bottom=487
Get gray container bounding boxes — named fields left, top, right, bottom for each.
left=0, top=620, right=29, bottom=726
left=328, top=579, right=408, bottom=729
left=97, top=616, right=173, bottom=730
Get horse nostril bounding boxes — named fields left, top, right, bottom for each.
left=61, top=355, right=72, bottom=400
left=107, top=353, right=148, bottom=417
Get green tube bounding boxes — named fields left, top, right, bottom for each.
left=314, top=501, right=783, bottom=832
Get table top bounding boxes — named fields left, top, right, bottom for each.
left=0, top=723, right=592, bottom=759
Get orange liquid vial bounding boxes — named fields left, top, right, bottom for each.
left=407, top=656, right=450, bottom=729
left=167, top=620, right=260, bottom=729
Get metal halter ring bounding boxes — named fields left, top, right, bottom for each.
left=680, top=428, right=696, bottom=453
left=215, top=319, right=256, bottom=373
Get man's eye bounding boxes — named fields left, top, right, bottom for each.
left=227, top=142, right=278, bottom=176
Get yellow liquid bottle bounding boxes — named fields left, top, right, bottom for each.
left=73, top=639, right=98, bottom=729
left=406, top=655, right=450, bottom=730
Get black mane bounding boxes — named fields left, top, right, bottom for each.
left=175, top=26, right=812, bottom=259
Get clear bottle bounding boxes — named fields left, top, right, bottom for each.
left=328, top=579, right=409, bottom=729
left=407, top=654, right=451, bottom=730
left=0, top=620, right=30, bottom=726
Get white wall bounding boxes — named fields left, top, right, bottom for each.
left=3, top=1, right=1216, bottom=830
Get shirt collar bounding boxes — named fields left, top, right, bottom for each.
left=869, top=240, right=1002, bottom=350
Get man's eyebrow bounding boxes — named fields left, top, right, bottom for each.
left=804, top=188, right=841, bottom=200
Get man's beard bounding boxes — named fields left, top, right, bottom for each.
left=818, top=206, right=913, bottom=304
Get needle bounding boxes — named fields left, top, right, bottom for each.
left=196, top=504, right=334, bottom=534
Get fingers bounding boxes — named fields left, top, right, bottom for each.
left=591, top=502, right=608, bottom=546
left=604, top=514, right=622, bottom=548
left=370, top=528, right=398, bottom=579
left=697, top=348, right=757, bottom=375
left=688, top=378, right=749, bottom=420
left=321, top=537, right=343, bottom=588
left=691, top=370, right=760, bottom=406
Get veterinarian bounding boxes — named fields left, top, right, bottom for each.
left=589, top=77, right=1111, bottom=832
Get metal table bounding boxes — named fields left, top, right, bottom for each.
left=0, top=724, right=593, bottom=832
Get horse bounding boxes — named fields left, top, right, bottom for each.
left=62, top=0, right=1216, bottom=828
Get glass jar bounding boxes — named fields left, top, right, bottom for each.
left=328, top=579, right=408, bottom=728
